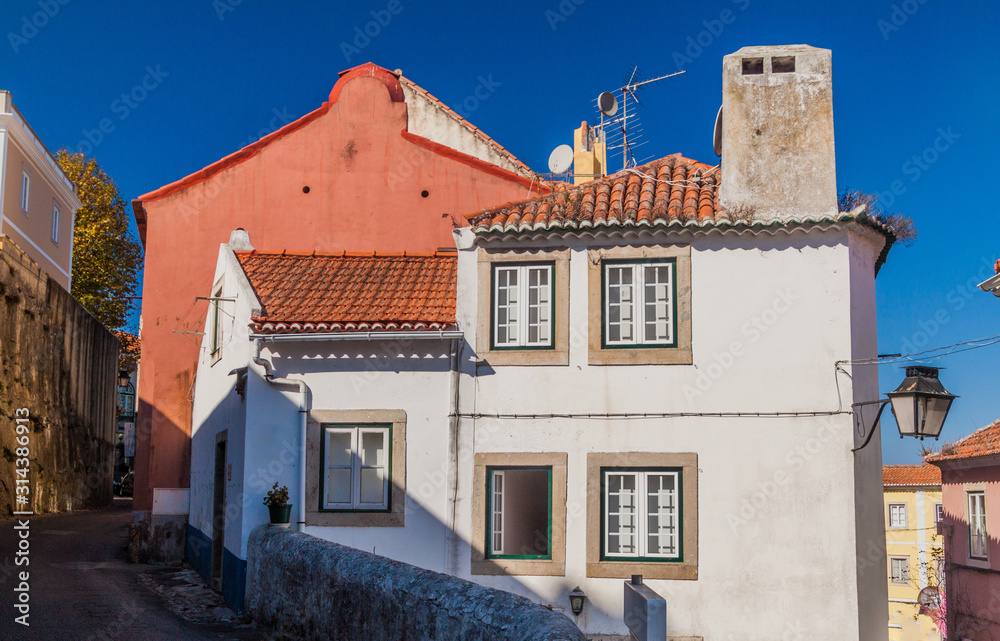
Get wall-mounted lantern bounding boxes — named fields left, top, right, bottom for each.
left=118, top=369, right=131, bottom=388
left=853, top=365, right=957, bottom=452
left=568, top=586, right=587, bottom=616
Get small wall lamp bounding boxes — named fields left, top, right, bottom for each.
left=568, top=586, right=587, bottom=616
left=118, top=369, right=130, bottom=388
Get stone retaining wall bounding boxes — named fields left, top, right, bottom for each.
left=0, top=237, right=118, bottom=515
left=246, top=525, right=587, bottom=641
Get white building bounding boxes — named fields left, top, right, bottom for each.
left=188, top=45, right=895, bottom=639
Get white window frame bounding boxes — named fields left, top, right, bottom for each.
left=51, top=203, right=60, bottom=244
left=20, top=171, right=30, bottom=213
left=603, top=469, right=680, bottom=561
left=890, top=556, right=910, bottom=585
left=492, top=263, right=553, bottom=349
left=491, top=470, right=505, bottom=555
left=603, top=260, right=675, bottom=347
left=935, top=502, right=944, bottom=524
left=969, top=491, right=988, bottom=560
left=322, top=425, right=390, bottom=511
left=888, top=502, right=908, bottom=529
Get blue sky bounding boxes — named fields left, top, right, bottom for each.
left=2, top=0, right=997, bottom=464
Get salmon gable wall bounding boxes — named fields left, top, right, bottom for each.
left=134, top=75, right=538, bottom=510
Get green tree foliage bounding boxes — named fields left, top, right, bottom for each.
left=55, top=151, right=143, bottom=330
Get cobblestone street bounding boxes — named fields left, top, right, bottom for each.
left=0, top=499, right=261, bottom=641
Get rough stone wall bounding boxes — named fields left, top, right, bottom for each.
left=0, top=237, right=118, bottom=514
left=247, top=526, right=587, bottom=641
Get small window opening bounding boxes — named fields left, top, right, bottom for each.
left=771, top=56, right=796, bottom=73
left=488, top=468, right=550, bottom=558
left=421, top=190, right=429, bottom=198
left=302, top=186, right=310, bottom=193
left=741, top=58, right=764, bottom=75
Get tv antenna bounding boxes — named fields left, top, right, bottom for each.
left=596, top=67, right=686, bottom=171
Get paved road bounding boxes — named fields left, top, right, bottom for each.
left=0, top=498, right=260, bottom=641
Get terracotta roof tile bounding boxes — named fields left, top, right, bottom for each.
left=925, top=418, right=1000, bottom=463
left=236, top=251, right=456, bottom=334
left=883, top=464, right=941, bottom=487
left=466, top=154, right=721, bottom=233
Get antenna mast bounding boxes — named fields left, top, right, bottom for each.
left=600, top=67, right=686, bottom=171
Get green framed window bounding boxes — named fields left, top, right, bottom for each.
left=486, top=466, right=552, bottom=559
left=491, top=263, right=555, bottom=350
left=321, top=425, right=391, bottom=511
left=601, top=467, right=682, bottom=561
left=602, top=259, right=676, bottom=348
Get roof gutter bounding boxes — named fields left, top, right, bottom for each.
left=978, top=272, right=1000, bottom=298
left=250, top=330, right=464, bottom=342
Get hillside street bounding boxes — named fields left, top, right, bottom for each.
left=0, top=499, right=260, bottom=641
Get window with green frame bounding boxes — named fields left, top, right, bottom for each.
left=602, top=258, right=677, bottom=348
left=211, top=285, right=224, bottom=356
left=491, top=263, right=555, bottom=350
left=486, top=466, right=552, bottom=559
left=320, top=424, right=391, bottom=512
left=601, top=467, right=682, bottom=561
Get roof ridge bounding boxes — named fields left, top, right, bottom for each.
left=397, top=75, right=536, bottom=178
left=234, top=249, right=456, bottom=259
left=464, top=153, right=717, bottom=222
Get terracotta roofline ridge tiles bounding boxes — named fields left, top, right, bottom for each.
left=464, top=154, right=723, bottom=232
left=397, top=75, right=537, bottom=179
left=925, top=417, right=1000, bottom=463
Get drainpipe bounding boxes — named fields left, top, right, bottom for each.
left=445, top=338, right=462, bottom=575
left=253, top=338, right=310, bottom=532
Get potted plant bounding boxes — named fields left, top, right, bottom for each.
left=263, top=482, right=292, bottom=527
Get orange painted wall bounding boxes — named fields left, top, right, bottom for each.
left=134, top=72, right=540, bottom=511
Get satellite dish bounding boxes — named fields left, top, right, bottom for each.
left=598, top=91, right=618, bottom=117
left=917, top=587, right=942, bottom=611
left=713, top=105, right=723, bottom=157
left=548, top=144, right=574, bottom=173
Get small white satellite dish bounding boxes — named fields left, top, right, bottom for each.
left=548, top=144, right=574, bottom=173
left=713, top=105, right=723, bottom=157
left=598, top=91, right=618, bottom=117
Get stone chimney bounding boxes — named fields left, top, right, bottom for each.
left=720, top=45, right=837, bottom=220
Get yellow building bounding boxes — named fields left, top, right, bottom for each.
left=0, top=90, right=81, bottom=290
left=884, top=464, right=944, bottom=640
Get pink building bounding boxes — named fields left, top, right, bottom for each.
left=927, top=418, right=1000, bottom=639
left=130, top=62, right=545, bottom=560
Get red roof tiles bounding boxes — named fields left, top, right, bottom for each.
left=883, top=464, right=941, bottom=487
left=466, top=154, right=721, bottom=232
left=925, top=418, right=1000, bottom=463
left=236, top=251, right=456, bottom=334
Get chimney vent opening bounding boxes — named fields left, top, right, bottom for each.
left=771, top=56, right=796, bottom=73
left=741, top=58, right=764, bottom=75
